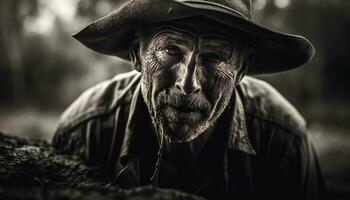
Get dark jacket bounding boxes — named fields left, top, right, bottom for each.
left=52, top=70, right=324, bottom=199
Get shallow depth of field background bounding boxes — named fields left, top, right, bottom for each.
left=0, top=0, right=349, bottom=194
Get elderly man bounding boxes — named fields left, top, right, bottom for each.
left=52, top=0, right=324, bottom=199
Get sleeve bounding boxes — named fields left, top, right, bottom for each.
left=275, top=132, right=326, bottom=200
left=52, top=113, right=122, bottom=168
left=52, top=120, right=92, bottom=163
left=294, top=134, right=325, bottom=200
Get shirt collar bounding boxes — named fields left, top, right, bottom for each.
left=226, top=90, right=256, bottom=155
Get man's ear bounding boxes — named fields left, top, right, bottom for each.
left=129, top=40, right=141, bottom=72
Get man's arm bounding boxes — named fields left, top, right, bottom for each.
left=52, top=71, right=141, bottom=167
left=239, top=77, right=325, bottom=199
left=52, top=124, right=88, bottom=160
left=52, top=116, right=117, bottom=167
left=283, top=132, right=325, bottom=200
left=261, top=127, right=326, bottom=200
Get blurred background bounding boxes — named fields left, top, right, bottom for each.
left=0, top=0, right=349, bottom=197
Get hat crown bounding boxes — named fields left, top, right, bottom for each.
left=178, top=0, right=252, bottom=19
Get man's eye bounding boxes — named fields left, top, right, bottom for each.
left=202, top=53, right=223, bottom=64
left=164, top=45, right=181, bottom=56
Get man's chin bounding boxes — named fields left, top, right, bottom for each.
left=157, top=107, right=210, bottom=142
left=160, top=121, right=206, bottom=142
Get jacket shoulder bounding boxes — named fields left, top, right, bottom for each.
left=238, top=76, right=307, bottom=135
left=57, top=70, right=141, bottom=131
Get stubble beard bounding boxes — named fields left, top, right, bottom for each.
left=141, top=80, right=204, bottom=142
left=139, top=55, right=211, bottom=142
left=140, top=77, right=233, bottom=143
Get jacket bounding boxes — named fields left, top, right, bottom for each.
left=52, top=70, right=324, bottom=199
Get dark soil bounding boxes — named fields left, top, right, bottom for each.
left=0, top=132, right=204, bottom=200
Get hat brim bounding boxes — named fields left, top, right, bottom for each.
left=73, top=0, right=315, bottom=75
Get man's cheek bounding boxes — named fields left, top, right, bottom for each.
left=206, top=74, right=235, bottom=102
left=153, top=65, right=179, bottom=90
left=141, top=54, right=167, bottom=89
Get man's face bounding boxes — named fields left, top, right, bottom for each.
left=137, top=18, right=246, bottom=142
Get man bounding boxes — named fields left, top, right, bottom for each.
left=52, top=0, right=324, bottom=199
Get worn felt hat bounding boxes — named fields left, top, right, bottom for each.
left=73, top=0, right=315, bottom=74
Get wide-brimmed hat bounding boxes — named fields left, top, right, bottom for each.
left=73, top=0, right=315, bottom=74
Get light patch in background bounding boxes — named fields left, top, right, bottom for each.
left=274, top=0, right=291, bottom=9
left=24, top=8, right=55, bottom=35
left=46, top=0, right=79, bottom=22
left=254, top=0, right=267, bottom=10
left=24, top=0, right=79, bottom=35
left=0, top=108, right=59, bottom=141
left=96, top=1, right=113, bottom=17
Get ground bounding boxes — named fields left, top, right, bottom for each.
left=0, top=132, right=204, bottom=200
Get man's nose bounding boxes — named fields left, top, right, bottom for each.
left=175, top=53, right=201, bottom=95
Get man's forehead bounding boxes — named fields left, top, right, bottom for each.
left=144, top=16, right=241, bottom=44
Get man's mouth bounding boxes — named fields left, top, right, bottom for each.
left=168, top=104, right=200, bottom=113
left=161, top=104, right=204, bottom=123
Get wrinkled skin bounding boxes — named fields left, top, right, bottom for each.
left=135, top=17, right=248, bottom=143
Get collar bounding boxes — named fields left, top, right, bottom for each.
left=226, top=90, right=256, bottom=155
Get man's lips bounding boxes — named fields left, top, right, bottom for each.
left=168, top=104, right=200, bottom=113
left=163, top=104, right=203, bottom=123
